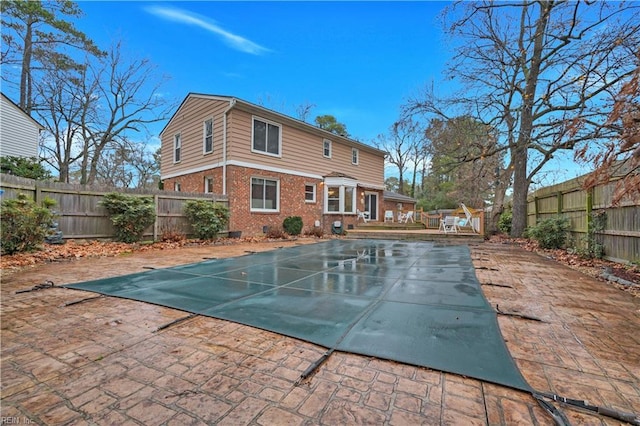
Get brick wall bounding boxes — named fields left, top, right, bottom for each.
left=226, top=165, right=325, bottom=236
left=164, top=166, right=384, bottom=237
left=163, top=168, right=223, bottom=194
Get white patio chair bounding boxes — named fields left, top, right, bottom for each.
left=384, top=210, right=394, bottom=223
left=402, top=211, right=415, bottom=223
left=441, top=216, right=459, bottom=233
left=357, top=209, right=370, bottom=223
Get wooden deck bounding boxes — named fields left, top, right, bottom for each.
left=348, top=222, right=484, bottom=242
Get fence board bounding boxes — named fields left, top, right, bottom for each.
left=528, top=172, right=639, bottom=264
left=0, top=174, right=228, bottom=241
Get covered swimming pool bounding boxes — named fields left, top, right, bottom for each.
left=65, top=239, right=530, bottom=392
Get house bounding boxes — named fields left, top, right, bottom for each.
left=382, top=190, right=417, bottom=219
left=160, top=93, right=388, bottom=236
left=0, top=92, right=43, bottom=158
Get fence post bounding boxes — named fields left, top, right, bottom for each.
left=153, top=194, right=159, bottom=242
left=586, top=186, right=593, bottom=234
left=35, top=182, right=42, bottom=205
left=556, top=191, right=563, bottom=215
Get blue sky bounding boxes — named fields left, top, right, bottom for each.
left=75, top=1, right=449, bottom=143
left=4, top=1, right=595, bottom=184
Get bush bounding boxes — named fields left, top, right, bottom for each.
left=100, top=193, right=156, bottom=243
left=305, top=226, right=324, bottom=238
left=283, top=216, right=303, bottom=235
left=183, top=200, right=229, bottom=240
left=498, top=209, right=512, bottom=234
left=527, top=216, right=571, bottom=249
left=1, top=156, right=52, bottom=180
left=1, top=194, right=56, bottom=254
left=265, top=226, right=286, bottom=239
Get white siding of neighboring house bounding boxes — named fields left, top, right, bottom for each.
left=0, top=93, right=42, bottom=158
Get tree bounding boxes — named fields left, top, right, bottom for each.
left=376, top=118, right=427, bottom=196
left=295, top=101, right=316, bottom=123
left=38, top=41, right=174, bottom=184
left=0, top=156, right=52, bottom=180
left=576, top=49, right=640, bottom=204
left=409, top=1, right=640, bottom=236
left=423, top=116, right=503, bottom=211
left=315, top=115, right=349, bottom=136
left=1, top=0, right=103, bottom=113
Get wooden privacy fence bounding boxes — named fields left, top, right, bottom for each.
left=528, top=174, right=639, bottom=264
left=0, top=174, right=229, bottom=241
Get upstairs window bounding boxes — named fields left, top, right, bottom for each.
left=323, top=139, right=332, bottom=158
left=203, top=119, right=213, bottom=154
left=173, top=134, right=181, bottom=163
left=352, top=148, right=359, bottom=165
left=252, top=117, right=281, bottom=156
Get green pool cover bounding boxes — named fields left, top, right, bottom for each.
left=65, top=240, right=531, bottom=391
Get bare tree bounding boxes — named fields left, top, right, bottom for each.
left=37, top=41, right=175, bottom=184
left=295, top=101, right=316, bottom=123
left=408, top=1, right=639, bottom=236
left=376, top=118, right=426, bottom=196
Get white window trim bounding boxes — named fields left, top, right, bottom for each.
left=203, top=118, right=213, bottom=154
left=250, top=176, right=280, bottom=213
left=204, top=176, right=214, bottom=193
left=305, top=183, right=317, bottom=203
left=323, top=139, right=332, bottom=158
left=173, top=133, right=181, bottom=163
left=352, top=148, right=359, bottom=165
left=251, top=116, right=282, bottom=158
left=323, top=177, right=357, bottom=214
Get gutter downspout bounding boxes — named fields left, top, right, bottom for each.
left=222, top=98, right=236, bottom=195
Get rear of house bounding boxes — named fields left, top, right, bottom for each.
left=160, top=93, right=387, bottom=236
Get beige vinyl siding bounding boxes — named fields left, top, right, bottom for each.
left=227, top=109, right=384, bottom=185
left=161, top=97, right=228, bottom=178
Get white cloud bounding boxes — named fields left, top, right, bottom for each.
left=145, top=6, right=270, bottom=55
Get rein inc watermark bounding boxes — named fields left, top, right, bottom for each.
left=1, top=418, right=34, bottom=424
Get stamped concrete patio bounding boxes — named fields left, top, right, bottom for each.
left=1, top=239, right=638, bottom=425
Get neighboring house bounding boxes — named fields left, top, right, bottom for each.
left=160, top=93, right=388, bottom=236
left=0, top=92, right=43, bottom=159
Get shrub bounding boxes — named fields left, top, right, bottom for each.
left=305, top=226, right=324, bottom=238
left=283, top=216, right=303, bottom=235
left=265, top=226, right=286, bottom=239
left=498, top=209, right=512, bottom=234
left=100, top=193, right=156, bottom=243
left=1, top=194, right=56, bottom=254
left=183, top=200, right=229, bottom=240
left=528, top=216, right=571, bottom=249
left=0, top=156, right=52, bottom=180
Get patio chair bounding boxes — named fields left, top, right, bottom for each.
left=400, top=211, right=415, bottom=223
left=384, top=210, right=394, bottom=223
left=460, top=203, right=479, bottom=233
left=357, top=209, right=370, bottom=223
left=441, top=216, right=459, bottom=233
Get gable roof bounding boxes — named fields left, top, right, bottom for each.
left=161, top=93, right=387, bottom=157
left=1, top=92, right=44, bottom=130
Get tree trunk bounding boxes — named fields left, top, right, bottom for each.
left=510, top=1, right=550, bottom=237
left=20, top=19, right=33, bottom=113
